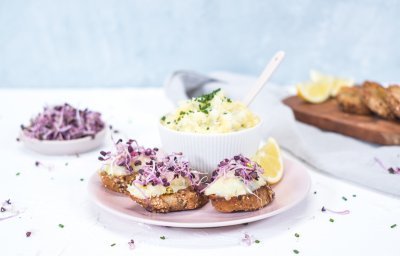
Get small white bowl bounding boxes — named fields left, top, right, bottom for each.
left=20, top=127, right=107, bottom=155
left=158, top=121, right=263, bottom=174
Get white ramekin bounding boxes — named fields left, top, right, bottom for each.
left=158, top=121, right=263, bottom=175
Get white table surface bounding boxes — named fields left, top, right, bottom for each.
left=0, top=88, right=399, bottom=256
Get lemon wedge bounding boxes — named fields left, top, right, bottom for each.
left=296, top=81, right=332, bottom=104
left=253, top=138, right=283, bottom=184
left=310, top=70, right=354, bottom=97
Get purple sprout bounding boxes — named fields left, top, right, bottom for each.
left=321, top=206, right=350, bottom=215
left=208, top=154, right=264, bottom=185
left=21, top=103, right=105, bottom=141
left=132, top=152, right=201, bottom=189
left=128, top=239, right=135, bottom=250
left=98, top=139, right=159, bottom=174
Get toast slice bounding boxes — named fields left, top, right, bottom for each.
left=208, top=184, right=275, bottom=213
left=99, top=171, right=136, bottom=194
left=129, top=187, right=208, bottom=213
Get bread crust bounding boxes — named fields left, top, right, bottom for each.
left=208, top=184, right=275, bottom=213
left=129, top=187, right=208, bottom=213
left=361, top=81, right=395, bottom=120
left=99, top=171, right=136, bottom=194
left=336, top=86, right=371, bottom=115
left=387, top=85, right=400, bottom=119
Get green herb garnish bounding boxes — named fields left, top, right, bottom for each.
left=80, top=178, right=84, bottom=182
left=161, top=116, right=166, bottom=122
left=352, top=194, right=356, bottom=197
left=16, top=172, right=20, bottom=176
left=391, top=224, right=397, bottom=228
left=58, top=224, right=64, bottom=228
left=194, top=88, right=222, bottom=114
left=110, top=243, right=116, bottom=247
left=160, top=236, right=166, bottom=240
left=255, top=239, right=260, bottom=243
left=342, top=196, right=347, bottom=201
left=293, top=249, right=299, bottom=254
left=295, top=233, right=300, bottom=237
left=329, top=218, right=334, bottom=223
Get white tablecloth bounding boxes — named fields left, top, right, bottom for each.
left=0, top=88, right=399, bottom=256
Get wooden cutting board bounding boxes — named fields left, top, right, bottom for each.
left=282, top=96, right=400, bottom=145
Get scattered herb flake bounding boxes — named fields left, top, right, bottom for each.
left=391, top=224, right=397, bottom=228
left=293, top=249, right=299, bottom=254
left=110, top=243, right=116, bottom=247
left=313, top=191, right=317, bottom=194
left=16, top=137, right=20, bottom=142
left=65, top=162, right=69, bottom=166
left=255, top=240, right=260, bottom=244
left=58, top=224, right=64, bottom=228
left=160, top=236, right=166, bottom=240
left=352, top=194, right=356, bottom=197
left=329, top=218, right=334, bottom=223
left=161, top=116, right=166, bottom=122
left=295, top=233, right=300, bottom=237
left=26, top=231, right=32, bottom=237
left=16, top=172, right=21, bottom=176
left=80, top=178, right=84, bottom=182
left=342, top=196, right=348, bottom=201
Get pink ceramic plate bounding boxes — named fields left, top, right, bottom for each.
left=88, top=157, right=311, bottom=228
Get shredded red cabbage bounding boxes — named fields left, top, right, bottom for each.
left=132, top=152, right=201, bottom=188
left=21, top=103, right=105, bottom=141
left=98, top=139, right=159, bottom=174
left=209, top=154, right=264, bottom=184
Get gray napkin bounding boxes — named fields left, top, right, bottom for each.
left=163, top=70, right=400, bottom=197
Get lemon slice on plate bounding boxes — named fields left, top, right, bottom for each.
left=296, top=81, right=332, bottom=103
left=253, top=138, right=283, bottom=184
